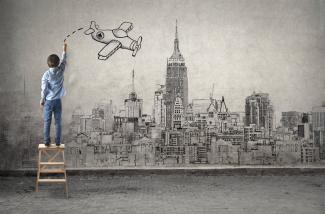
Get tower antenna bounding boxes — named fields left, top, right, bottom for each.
left=132, top=69, right=135, bottom=92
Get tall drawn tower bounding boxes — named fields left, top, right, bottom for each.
left=245, top=92, right=273, bottom=137
left=165, top=20, right=188, bottom=129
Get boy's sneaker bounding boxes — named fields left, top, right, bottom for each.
left=45, top=143, right=50, bottom=147
left=56, top=143, right=61, bottom=147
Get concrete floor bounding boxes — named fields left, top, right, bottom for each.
left=0, top=175, right=324, bottom=214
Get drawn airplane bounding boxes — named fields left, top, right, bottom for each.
left=84, top=21, right=142, bottom=60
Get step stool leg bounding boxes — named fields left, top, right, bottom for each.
left=62, top=150, right=69, bottom=198
left=36, top=150, right=41, bottom=192
left=65, top=178, right=69, bottom=199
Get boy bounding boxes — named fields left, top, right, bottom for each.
left=40, top=43, right=67, bottom=147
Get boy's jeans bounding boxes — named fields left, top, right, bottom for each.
left=43, top=99, right=62, bottom=145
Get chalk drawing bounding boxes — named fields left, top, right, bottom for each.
left=84, top=21, right=142, bottom=60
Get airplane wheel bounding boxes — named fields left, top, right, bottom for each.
left=132, top=47, right=138, bottom=57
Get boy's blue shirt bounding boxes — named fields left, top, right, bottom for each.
left=41, top=52, right=67, bottom=100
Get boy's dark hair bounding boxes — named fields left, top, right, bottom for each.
left=47, top=54, right=60, bottom=68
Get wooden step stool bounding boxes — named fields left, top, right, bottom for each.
left=36, top=144, right=68, bottom=198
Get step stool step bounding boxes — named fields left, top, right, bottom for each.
left=40, top=162, right=65, bottom=165
left=38, top=179, right=66, bottom=183
left=39, top=144, right=65, bottom=150
left=40, top=169, right=65, bottom=174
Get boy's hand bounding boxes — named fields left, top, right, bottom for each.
left=63, top=43, right=67, bottom=52
left=40, top=98, right=44, bottom=108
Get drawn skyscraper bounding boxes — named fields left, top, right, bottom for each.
left=312, top=103, right=325, bottom=159
left=172, top=94, right=184, bottom=129
left=153, top=85, right=166, bottom=127
left=124, top=69, right=143, bottom=119
left=165, top=20, right=188, bottom=129
left=245, top=92, right=273, bottom=137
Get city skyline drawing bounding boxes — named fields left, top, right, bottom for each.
left=59, top=20, right=323, bottom=167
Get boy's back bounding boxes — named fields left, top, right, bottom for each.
left=41, top=50, right=67, bottom=101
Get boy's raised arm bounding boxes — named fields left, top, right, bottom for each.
left=58, top=43, right=67, bottom=71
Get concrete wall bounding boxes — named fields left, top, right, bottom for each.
left=0, top=0, right=325, bottom=169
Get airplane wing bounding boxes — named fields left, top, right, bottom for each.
left=118, top=22, right=133, bottom=33
left=98, top=40, right=122, bottom=60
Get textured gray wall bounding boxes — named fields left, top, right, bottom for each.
left=0, top=0, right=324, bottom=169
left=1, top=0, right=325, bottom=118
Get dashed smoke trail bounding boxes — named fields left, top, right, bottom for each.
left=64, top=27, right=84, bottom=42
